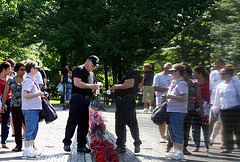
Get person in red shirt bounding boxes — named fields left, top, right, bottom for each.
left=192, top=65, right=210, bottom=152
left=0, top=61, right=12, bottom=149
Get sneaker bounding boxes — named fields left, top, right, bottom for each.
left=149, top=106, right=153, bottom=111
left=31, top=149, right=42, bottom=156
left=165, top=152, right=177, bottom=158
left=171, top=153, right=185, bottom=160
left=160, top=138, right=166, bottom=143
left=23, top=150, right=37, bottom=158
left=143, top=108, right=148, bottom=112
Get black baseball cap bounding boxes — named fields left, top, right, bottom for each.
left=88, top=55, right=99, bottom=67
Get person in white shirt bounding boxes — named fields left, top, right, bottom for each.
left=212, top=64, right=240, bottom=153
left=209, top=58, right=225, bottom=146
left=153, top=62, right=173, bottom=143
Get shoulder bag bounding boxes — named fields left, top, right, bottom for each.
left=41, top=98, right=58, bottom=124
left=151, top=100, right=169, bottom=126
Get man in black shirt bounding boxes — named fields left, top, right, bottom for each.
left=110, top=70, right=142, bottom=153
left=63, top=55, right=103, bottom=153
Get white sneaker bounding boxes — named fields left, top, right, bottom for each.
left=165, top=152, right=177, bottom=158
left=171, top=153, right=185, bottom=160
left=143, top=108, right=148, bottom=112
left=23, top=150, right=37, bottom=158
left=32, top=149, right=42, bottom=156
left=149, top=106, right=153, bottom=111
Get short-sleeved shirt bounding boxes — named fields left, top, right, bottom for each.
left=167, top=78, right=188, bottom=113
left=115, top=70, right=142, bottom=97
left=22, top=74, right=42, bottom=110
left=72, top=65, right=95, bottom=97
left=210, top=70, right=222, bottom=104
left=0, top=75, right=12, bottom=100
left=188, top=81, right=199, bottom=110
left=143, top=70, right=154, bottom=86
left=153, top=73, right=173, bottom=105
left=7, top=78, right=22, bottom=107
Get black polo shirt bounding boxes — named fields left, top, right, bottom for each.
left=72, top=65, right=95, bottom=97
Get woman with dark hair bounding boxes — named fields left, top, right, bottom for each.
left=192, top=65, right=210, bottom=152
left=165, top=63, right=188, bottom=160
left=181, top=63, right=204, bottom=155
left=212, top=64, right=240, bottom=153
left=1, top=62, right=26, bottom=151
left=0, top=61, right=12, bottom=149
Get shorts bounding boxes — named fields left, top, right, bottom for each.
left=142, top=86, right=154, bottom=103
left=22, top=110, right=39, bottom=141
left=168, top=112, right=187, bottom=144
left=209, top=105, right=218, bottom=121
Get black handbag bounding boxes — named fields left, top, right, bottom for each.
left=41, top=98, right=58, bottom=124
left=151, top=100, right=169, bottom=126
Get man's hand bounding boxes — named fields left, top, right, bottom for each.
left=1, top=104, right=7, bottom=114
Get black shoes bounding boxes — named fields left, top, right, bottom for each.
left=115, top=147, right=126, bottom=153
left=64, top=145, right=71, bottom=152
left=134, top=145, right=140, bottom=153
left=77, top=146, right=91, bottom=153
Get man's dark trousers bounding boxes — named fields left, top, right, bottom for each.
left=115, top=95, right=142, bottom=148
left=63, top=95, right=91, bottom=148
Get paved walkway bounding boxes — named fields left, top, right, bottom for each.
left=1, top=104, right=240, bottom=161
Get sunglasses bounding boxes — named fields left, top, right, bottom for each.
left=90, top=61, right=97, bottom=68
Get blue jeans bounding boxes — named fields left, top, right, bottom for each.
left=168, top=112, right=187, bottom=144
left=1, top=99, right=11, bottom=144
left=22, top=110, right=39, bottom=141
left=63, top=83, right=72, bottom=107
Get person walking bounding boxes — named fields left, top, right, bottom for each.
left=209, top=58, right=225, bottom=147
left=153, top=62, right=173, bottom=143
left=212, top=64, right=240, bottom=153
left=140, top=63, right=154, bottom=112
left=0, top=61, right=12, bottom=149
left=1, top=62, right=26, bottom=151
left=22, top=61, right=48, bottom=158
left=165, top=63, right=188, bottom=160
left=63, top=55, right=103, bottom=153
left=110, top=70, right=143, bottom=153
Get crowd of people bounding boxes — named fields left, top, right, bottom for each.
left=1, top=56, right=240, bottom=160
left=140, top=58, right=240, bottom=160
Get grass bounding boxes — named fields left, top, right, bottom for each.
left=49, top=97, right=60, bottom=105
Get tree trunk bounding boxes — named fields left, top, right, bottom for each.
left=104, top=62, right=109, bottom=90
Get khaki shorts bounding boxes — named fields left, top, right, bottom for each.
left=142, top=86, right=154, bottom=102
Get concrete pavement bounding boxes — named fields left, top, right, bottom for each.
left=1, top=104, right=240, bottom=161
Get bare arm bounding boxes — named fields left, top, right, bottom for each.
left=22, top=90, right=43, bottom=99
left=1, top=84, right=10, bottom=113
left=60, top=75, right=63, bottom=83
left=167, top=94, right=188, bottom=102
left=110, top=79, right=134, bottom=91
left=154, top=86, right=168, bottom=93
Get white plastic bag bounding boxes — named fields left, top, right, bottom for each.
left=57, top=83, right=64, bottom=96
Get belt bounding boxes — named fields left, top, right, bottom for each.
left=72, top=93, right=90, bottom=100
left=116, top=94, right=135, bottom=100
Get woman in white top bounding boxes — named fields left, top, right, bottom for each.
left=212, top=64, right=240, bottom=153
